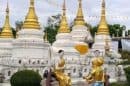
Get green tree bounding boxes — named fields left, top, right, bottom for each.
left=10, top=70, right=42, bottom=86
left=44, top=14, right=61, bottom=44
left=90, top=25, right=98, bottom=37
left=15, top=21, right=23, bottom=32
left=12, top=28, right=16, bottom=38
left=128, top=30, right=130, bottom=35
left=109, top=24, right=124, bottom=37
left=44, top=25, right=59, bottom=44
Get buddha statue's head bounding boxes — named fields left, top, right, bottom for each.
left=58, top=50, right=64, bottom=58
left=58, top=50, right=65, bottom=68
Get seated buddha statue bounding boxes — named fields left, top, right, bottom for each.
left=54, top=50, right=71, bottom=86
left=83, top=57, right=105, bottom=86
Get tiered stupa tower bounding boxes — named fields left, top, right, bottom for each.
left=52, top=0, right=82, bottom=78
left=92, top=0, right=113, bottom=55
left=0, top=2, right=14, bottom=79
left=92, top=1, right=123, bottom=81
left=71, top=0, right=93, bottom=56
left=10, top=0, right=50, bottom=77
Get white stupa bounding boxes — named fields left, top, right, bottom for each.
left=92, top=0, right=114, bottom=55
left=0, top=0, right=50, bottom=80
left=52, top=0, right=82, bottom=78
left=71, top=0, right=93, bottom=56
left=0, top=3, right=14, bottom=80
left=92, top=0, right=123, bottom=82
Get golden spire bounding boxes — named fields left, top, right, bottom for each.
left=23, top=0, right=40, bottom=29
left=97, top=0, right=109, bottom=35
left=58, top=0, right=70, bottom=33
left=74, top=0, right=85, bottom=26
left=0, top=2, right=13, bottom=38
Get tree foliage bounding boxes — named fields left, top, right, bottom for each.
left=110, top=82, right=128, bottom=86
left=15, top=21, right=23, bottom=32
left=119, top=50, right=130, bottom=65
left=121, top=50, right=130, bottom=60
left=90, top=25, right=98, bottom=37
left=12, top=28, right=16, bottom=38
left=44, top=14, right=61, bottom=44
left=44, top=25, right=59, bottom=44
left=10, top=70, right=42, bottom=86
left=109, top=24, right=124, bottom=37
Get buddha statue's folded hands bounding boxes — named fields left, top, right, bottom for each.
left=83, top=57, right=105, bottom=85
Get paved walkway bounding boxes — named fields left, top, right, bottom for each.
left=0, top=83, right=10, bottom=86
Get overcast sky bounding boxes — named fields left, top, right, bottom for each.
left=0, top=0, right=130, bottom=29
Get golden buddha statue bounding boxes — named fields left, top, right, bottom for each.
left=83, top=57, right=105, bottom=86
left=54, top=50, right=71, bottom=86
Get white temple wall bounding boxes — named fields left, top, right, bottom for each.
left=12, top=48, right=48, bottom=59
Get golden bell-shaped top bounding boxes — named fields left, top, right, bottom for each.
left=0, top=2, right=13, bottom=38
left=23, top=0, right=40, bottom=29
left=58, top=0, right=70, bottom=33
left=97, top=0, right=109, bottom=35
left=74, top=0, right=85, bottom=26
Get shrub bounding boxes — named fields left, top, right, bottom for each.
left=10, top=70, right=42, bottom=86
left=124, top=67, right=130, bottom=85
left=119, top=60, right=130, bottom=65
left=121, top=50, right=130, bottom=60
left=110, top=82, right=128, bottom=86
left=119, top=50, right=130, bottom=65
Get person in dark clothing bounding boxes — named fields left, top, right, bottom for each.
left=43, top=70, right=48, bottom=79
left=104, top=74, right=110, bottom=86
